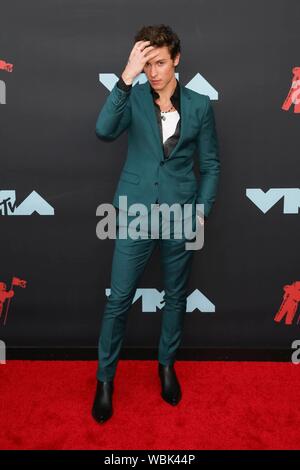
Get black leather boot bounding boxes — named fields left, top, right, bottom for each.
left=158, top=363, right=182, bottom=406
left=91, top=379, right=114, bottom=423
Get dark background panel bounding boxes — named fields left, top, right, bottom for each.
left=0, top=0, right=299, bottom=354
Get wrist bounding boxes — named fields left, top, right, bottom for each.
left=121, top=71, right=134, bottom=85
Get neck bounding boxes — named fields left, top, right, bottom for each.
left=155, top=76, right=177, bottom=103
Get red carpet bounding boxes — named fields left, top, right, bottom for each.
left=0, top=360, right=299, bottom=450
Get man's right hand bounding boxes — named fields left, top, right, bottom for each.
left=121, top=40, right=160, bottom=85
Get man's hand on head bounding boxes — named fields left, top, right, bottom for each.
left=121, top=40, right=161, bottom=85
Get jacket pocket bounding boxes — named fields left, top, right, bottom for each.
left=120, top=170, right=140, bottom=185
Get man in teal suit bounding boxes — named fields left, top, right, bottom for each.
left=92, top=25, right=220, bottom=424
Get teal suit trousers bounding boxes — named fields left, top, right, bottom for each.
left=97, top=206, right=196, bottom=382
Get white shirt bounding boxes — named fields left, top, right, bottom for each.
left=159, top=109, right=204, bottom=223
left=160, top=110, right=180, bottom=144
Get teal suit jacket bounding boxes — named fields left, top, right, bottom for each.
left=95, top=79, right=220, bottom=219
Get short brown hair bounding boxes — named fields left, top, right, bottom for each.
left=134, top=24, right=181, bottom=61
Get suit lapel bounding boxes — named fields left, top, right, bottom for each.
left=141, top=80, right=192, bottom=161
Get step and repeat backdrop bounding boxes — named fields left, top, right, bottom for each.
left=0, top=0, right=299, bottom=352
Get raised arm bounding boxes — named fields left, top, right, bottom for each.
left=95, top=40, right=161, bottom=142
left=95, top=79, right=132, bottom=141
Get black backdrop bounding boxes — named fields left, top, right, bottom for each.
left=1, top=0, right=299, bottom=355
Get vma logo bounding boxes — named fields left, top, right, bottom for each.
left=274, top=281, right=300, bottom=325
left=246, top=188, right=300, bottom=214
left=0, top=58, right=13, bottom=105
left=99, top=72, right=219, bottom=100
left=282, top=67, right=300, bottom=114
left=0, top=277, right=27, bottom=327
left=105, top=288, right=215, bottom=313
left=0, top=191, right=54, bottom=216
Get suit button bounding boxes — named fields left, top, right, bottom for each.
left=154, top=182, right=158, bottom=186
left=160, top=161, right=164, bottom=166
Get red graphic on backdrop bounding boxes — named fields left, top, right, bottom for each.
left=274, top=281, right=300, bottom=325
left=0, top=60, right=13, bottom=72
left=0, top=277, right=27, bottom=326
left=282, top=67, right=300, bottom=113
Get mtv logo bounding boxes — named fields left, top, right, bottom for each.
left=0, top=190, right=54, bottom=215
left=98, top=73, right=218, bottom=100
left=246, top=188, right=300, bottom=214
left=105, top=288, right=215, bottom=313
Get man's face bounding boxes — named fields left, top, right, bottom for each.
left=143, top=45, right=180, bottom=91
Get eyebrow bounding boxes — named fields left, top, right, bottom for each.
left=146, top=59, right=166, bottom=64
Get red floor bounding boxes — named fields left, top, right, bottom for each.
left=0, top=360, right=299, bottom=450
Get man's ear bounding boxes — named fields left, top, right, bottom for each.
left=174, top=52, right=180, bottom=67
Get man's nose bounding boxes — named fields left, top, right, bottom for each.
left=150, top=67, right=158, bottom=77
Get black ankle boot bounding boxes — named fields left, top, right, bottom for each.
left=158, top=363, right=182, bottom=406
left=91, top=379, right=114, bottom=423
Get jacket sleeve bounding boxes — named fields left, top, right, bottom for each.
left=196, top=96, right=220, bottom=218
left=95, top=79, right=132, bottom=141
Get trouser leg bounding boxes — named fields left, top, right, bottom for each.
left=158, top=224, right=195, bottom=366
left=97, top=221, right=156, bottom=382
